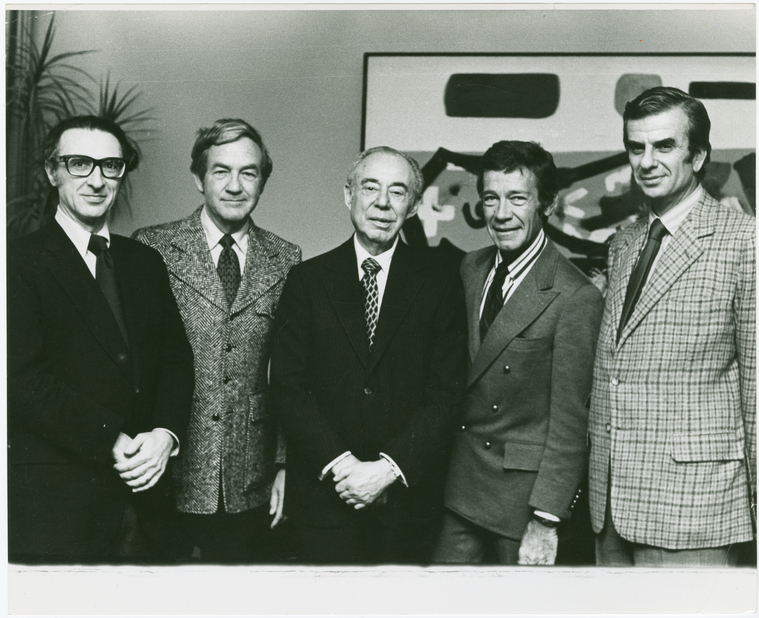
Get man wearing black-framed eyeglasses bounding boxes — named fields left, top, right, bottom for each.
left=54, top=155, right=127, bottom=179
left=8, top=115, right=194, bottom=564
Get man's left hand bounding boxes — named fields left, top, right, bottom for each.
left=270, top=468, right=286, bottom=528
left=518, top=518, right=559, bottom=565
left=334, top=459, right=396, bottom=509
left=113, top=430, right=174, bottom=493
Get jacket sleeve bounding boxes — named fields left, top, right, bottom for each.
left=7, top=248, right=125, bottom=465
left=270, top=265, right=352, bottom=473
left=144, top=249, right=195, bottom=444
left=736, top=224, right=756, bottom=490
left=529, top=281, right=605, bottom=519
left=376, top=269, right=468, bottom=487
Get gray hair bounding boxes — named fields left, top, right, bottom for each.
left=346, top=146, right=424, bottom=204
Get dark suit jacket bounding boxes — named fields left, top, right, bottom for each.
left=270, top=238, right=467, bottom=530
left=444, top=239, right=603, bottom=540
left=7, top=220, right=194, bottom=558
left=134, top=208, right=301, bottom=514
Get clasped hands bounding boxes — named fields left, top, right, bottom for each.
left=112, top=430, right=174, bottom=493
left=331, top=454, right=396, bottom=510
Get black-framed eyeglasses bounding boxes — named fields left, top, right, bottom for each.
left=55, top=155, right=127, bottom=179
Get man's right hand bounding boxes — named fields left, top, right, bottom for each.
left=112, top=431, right=132, bottom=464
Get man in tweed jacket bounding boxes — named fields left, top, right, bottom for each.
left=134, top=119, right=301, bottom=562
left=589, top=87, right=756, bottom=566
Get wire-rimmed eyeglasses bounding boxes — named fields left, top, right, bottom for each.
left=54, top=155, right=127, bottom=179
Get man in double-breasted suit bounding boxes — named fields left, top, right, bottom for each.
left=270, top=146, right=467, bottom=564
left=589, top=87, right=756, bottom=566
left=8, top=116, right=194, bottom=563
left=134, top=119, right=301, bottom=563
left=434, top=141, right=604, bottom=565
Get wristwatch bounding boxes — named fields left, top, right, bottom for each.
left=533, top=513, right=560, bottom=529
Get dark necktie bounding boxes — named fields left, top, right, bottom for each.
left=361, top=258, right=381, bottom=351
left=616, top=218, right=669, bottom=343
left=480, top=257, right=511, bottom=341
left=217, top=234, right=241, bottom=306
left=88, top=234, right=129, bottom=346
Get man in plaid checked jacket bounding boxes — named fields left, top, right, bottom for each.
left=589, top=87, right=756, bottom=566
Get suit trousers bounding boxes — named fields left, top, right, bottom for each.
left=596, top=480, right=739, bottom=567
left=433, top=508, right=521, bottom=564
left=295, top=509, right=433, bottom=565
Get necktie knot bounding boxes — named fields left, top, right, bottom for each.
left=220, top=234, right=235, bottom=250
left=362, top=257, right=380, bottom=277
left=88, top=234, right=108, bottom=255
left=648, top=218, right=669, bottom=243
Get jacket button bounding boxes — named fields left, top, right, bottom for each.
left=460, top=425, right=466, bottom=431
left=503, top=365, right=510, bottom=374
left=364, top=387, right=372, bottom=395
left=212, top=414, right=220, bottom=421
left=116, top=352, right=128, bottom=363
left=484, top=441, right=491, bottom=449
left=225, top=344, right=233, bottom=353
left=611, top=378, right=619, bottom=386
left=492, top=404, right=498, bottom=413
left=606, top=423, right=611, bottom=432
left=223, top=376, right=231, bottom=384
left=134, top=387, right=140, bottom=395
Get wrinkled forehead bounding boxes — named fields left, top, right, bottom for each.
left=626, top=107, right=690, bottom=144
left=355, top=152, right=413, bottom=185
left=56, top=128, right=123, bottom=159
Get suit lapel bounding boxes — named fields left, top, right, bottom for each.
left=607, top=220, right=647, bottom=340
left=467, top=240, right=559, bottom=388
left=164, top=209, right=228, bottom=311
left=618, top=195, right=711, bottom=347
left=366, top=241, right=424, bottom=375
left=41, top=222, right=132, bottom=381
left=324, top=239, right=370, bottom=367
left=231, top=225, right=286, bottom=315
left=464, top=247, right=496, bottom=362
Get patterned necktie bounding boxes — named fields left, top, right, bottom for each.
left=88, top=234, right=129, bottom=346
left=361, top=257, right=381, bottom=351
left=217, top=234, right=241, bottom=306
left=479, top=258, right=511, bottom=341
left=616, top=218, right=669, bottom=343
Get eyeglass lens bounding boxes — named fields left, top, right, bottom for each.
left=62, top=156, right=126, bottom=179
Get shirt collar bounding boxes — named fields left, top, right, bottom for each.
left=493, top=228, right=546, bottom=273
left=55, top=205, right=110, bottom=257
left=649, top=184, right=703, bottom=236
left=354, top=234, right=398, bottom=275
left=200, top=206, right=250, bottom=253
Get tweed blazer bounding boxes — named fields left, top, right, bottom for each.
left=443, top=239, right=603, bottom=540
left=134, top=208, right=301, bottom=514
left=589, top=192, right=756, bottom=549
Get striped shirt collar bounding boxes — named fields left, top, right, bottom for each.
left=492, top=227, right=546, bottom=277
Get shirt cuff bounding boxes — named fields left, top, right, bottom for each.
left=533, top=509, right=560, bottom=522
left=379, top=453, right=408, bottom=487
left=319, top=451, right=352, bottom=481
left=154, top=428, right=180, bottom=457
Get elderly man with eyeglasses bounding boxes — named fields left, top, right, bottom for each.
left=7, top=115, right=194, bottom=564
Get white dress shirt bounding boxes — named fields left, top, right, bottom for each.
left=200, top=206, right=249, bottom=272
left=55, top=206, right=179, bottom=454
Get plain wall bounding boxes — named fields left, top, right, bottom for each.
left=29, top=7, right=755, bottom=259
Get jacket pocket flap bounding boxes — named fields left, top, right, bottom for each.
left=668, top=433, right=743, bottom=462
left=248, top=390, right=269, bottom=421
left=503, top=442, right=544, bottom=471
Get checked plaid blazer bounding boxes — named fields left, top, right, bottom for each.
left=588, top=192, right=756, bottom=549
left=134, top=208, right=301, bottom=514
